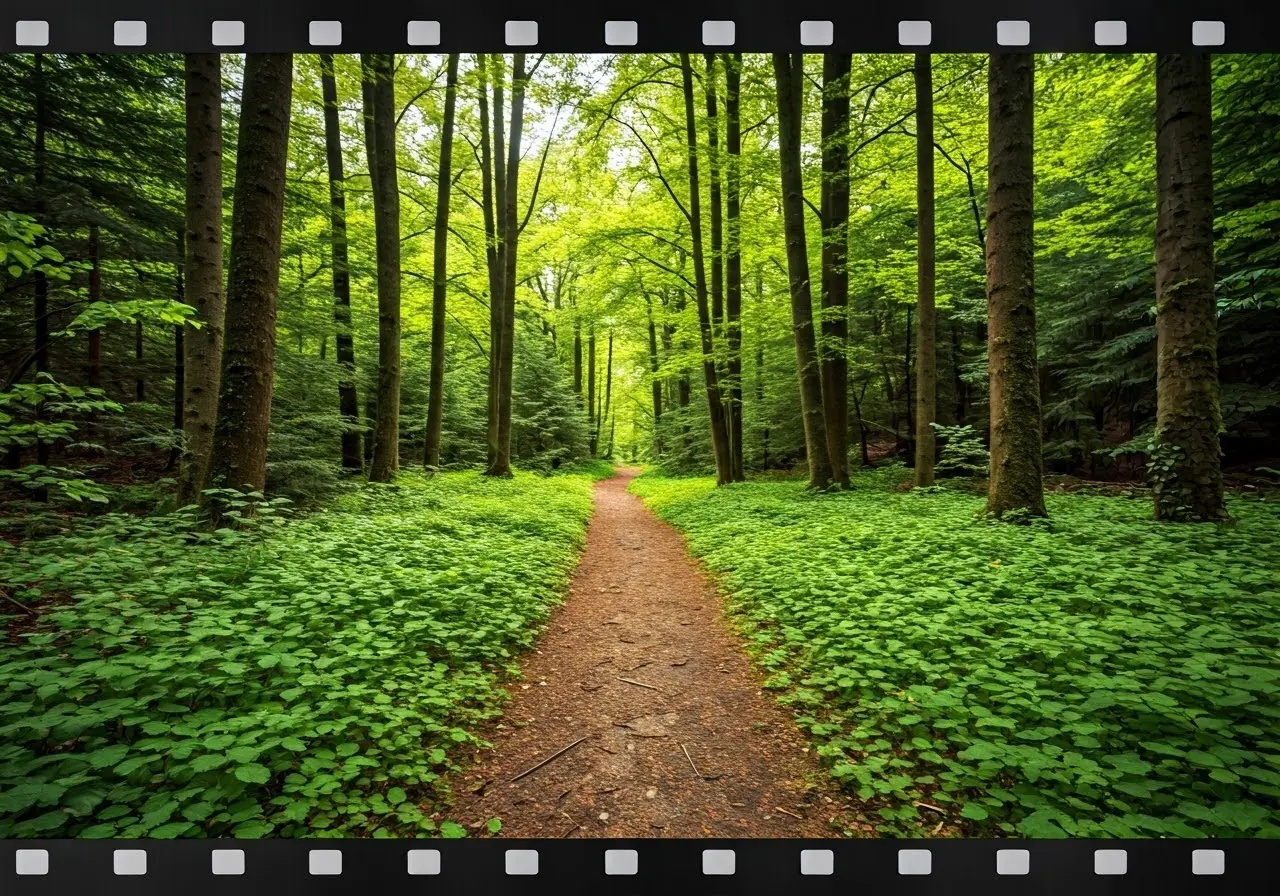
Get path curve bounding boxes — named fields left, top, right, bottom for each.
left=448, top=467, right=855, bottom=838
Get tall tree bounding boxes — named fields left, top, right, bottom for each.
left=176, top=54, right=225, bottom=507
left=820, top=52, right=853, bottom=488
left=913, top=53, right=937, bottom=488
left=211, top=54, right=293, bottom=494
left=319, top=53, right=362, bottom=473
left=488, top=53, right=528, bottom=477
left=363, top=53, right=402, bottom=482
left=723, top=52, right=745, bottom=482
left=984, top=53, right=1046, bottom=519
left=773, top=52, right=832, bottom=489
left=425, top=53, right=460, bottom=470
left=1152, top=53, right=1226, bottom=521
left=679, top=52, right=733, bottom=484
left=646, top=293, right=664, bottom=455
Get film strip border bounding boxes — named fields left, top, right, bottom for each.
left=3, top=839, right=1277, bottom=894
left=0, top=1, right=1279, bottom=52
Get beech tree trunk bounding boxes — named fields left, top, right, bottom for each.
left=984, top=53, right=1046, bottom=519
left=1153, top=53, right=1225, bottom=522
left=914, top=53, right=938, bottom=487
left=363, top=53, right=402, bottom=482
left=680, top=52, right=733, bottom=484
left=32, top=54, right=50, bottom=493
left=425, top=54, right=460, bottom=469
left=477, top=56, right=502, bottom=469
left=320, top=53, right=363, bottom=473
left=170, top=229, right=184, bottom=471
left=211, top=53, right=293, bottom=495
left=724, top=52, right=746, bottom=482
left=820, top=52, right=852, bottom=488
left=704, top=54, right=725, bottom=343
left=773, top=52, right=832, bottom=489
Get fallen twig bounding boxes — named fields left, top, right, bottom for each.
left=681, top=742, right=704, bottom=778
left=670, top=658, right=689, bottom=666
left=506, top=736, right=589, bottom=784
left=1, top=592, right=37, bottom=615
left=616, top=677, right=660, bottom=690
left=561, top=822, right=581, bottom=838
left=774, top=806, right=803, bottom=820
left=623, top=660, right=653, bottom=673
left=914, top=801, right=945, bottom=814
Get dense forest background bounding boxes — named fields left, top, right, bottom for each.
left=2, top=52, right=1277, bottom=515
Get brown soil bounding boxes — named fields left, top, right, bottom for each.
left=448, top=467, right=859, bottom=838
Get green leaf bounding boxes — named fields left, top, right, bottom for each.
left=233, top=764, right=271, bottom=785
left=440, top=820, right=467, bottom=839
left=959, top=804, right=989, bottom=821
left=232, top=820, right=274, bottom=838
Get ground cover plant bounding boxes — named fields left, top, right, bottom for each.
left=631, top=468, right=1280, bottom=838
left=0, top=468, right=603, bottom=839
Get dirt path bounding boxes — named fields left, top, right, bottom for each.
left=448, top=467, right=856, bottom=838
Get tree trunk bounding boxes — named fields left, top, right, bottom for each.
left=704, top=54, right=725, bottom=343
left=1153, top=53, right=1225, bottom=522
left=680, top=52, right=733, bottom=484
left=489, top=53, right=527, bottom=478
left=177, top=54, right=226, bottom=505
left=320, top=53, right=363, bottom=473
left=587, top=324, right=597, bottom=455
left=646, top=295, right=663, bottom=456
left=724, top=52, right=746, bottom=482
left=573, top=317, right=583, bottom=403
left=476, top=56, right=503, bottom=470
left=425, top=53, right=460, bottom=470
left=363, top=53, right=402, bottom=482
left=32, top=54, right=50, bottom=493
left=211, top=54, right=293, bottom=495
left=600, top=331, right=614, bottom=454
left=170, top=229, right=185, bottom=471
left=820, top=52, right=852, bottom=487
left=984, top=53, right=1046, bottom=519
left=773, top=52, right=832, bottom=489
left=913, top=53, right=938, bottom=487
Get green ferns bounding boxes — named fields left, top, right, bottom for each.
left=0, top=471, right=596, bottom=838
left=631, top=469, right=1280, bottom=838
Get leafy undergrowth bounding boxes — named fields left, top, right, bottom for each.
left=631, top=468, right=1280, bottom=839
left=0, top=469, right=599, bottom=838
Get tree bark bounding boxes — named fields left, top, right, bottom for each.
left=587, top=323, right=597, bottom=455
left=914, top=53, right=938, bottom=487
left=319, top=53, right=363, bottom=473
left=1153, top=53, right=1225, bottom=521
left=680, top=52, right=733, bottom=484
left=704, top=54, right=725, bottom=342
left=773, top=53, right=832, bottom=489
left=724, top=52, right=746, bottom=482
left=170, top=229, right=185, bottom=471
left=211, top=54, right=293, bottom=495
left=984, top=53, right=1046, bottom=519
left=425, top=53, right=460, bottom=469
left=820, top=52, right=852, bottom=487
left=363, top=53, right=402, bottom=482
left=646, top=294, right=664, bottom=456
left=32, top=54, right=50, bottom=493
left=489, top=53, right=527, bottom=478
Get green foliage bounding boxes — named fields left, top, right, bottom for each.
left=631, top=469, right=1280, bottom=838
left=930, top=424, right=990, bottom=478
left=0, top=471, right=597, bottom=839
left=511, top=325, right=589, bottom=471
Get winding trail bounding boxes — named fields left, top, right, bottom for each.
left=449, top=467, right=855, bottom=838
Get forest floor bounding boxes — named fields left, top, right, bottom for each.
left=448, top=467, right=866, bottom=838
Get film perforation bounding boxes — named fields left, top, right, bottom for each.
left=0, top=3, right=1272, bottom=51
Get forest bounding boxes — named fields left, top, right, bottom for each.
left=0, top=51, right=1278, bottom=842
